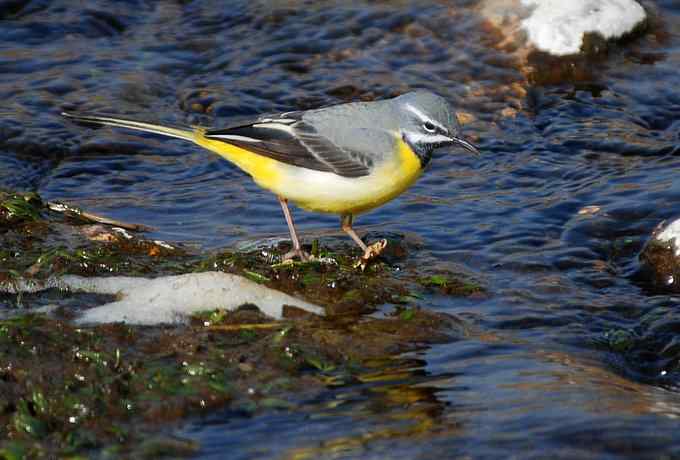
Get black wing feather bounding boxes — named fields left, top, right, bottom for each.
left=204, top=116, right=372, bottom=178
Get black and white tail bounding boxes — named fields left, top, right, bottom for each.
left=61, top=112, right=196, bottom=142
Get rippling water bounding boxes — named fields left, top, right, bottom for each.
left=2, top=0, right=680, bottom=457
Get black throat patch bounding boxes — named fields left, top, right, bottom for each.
left=403, top=134, right=433, bottom=168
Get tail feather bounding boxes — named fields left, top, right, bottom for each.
left=61, top=112, right=196, bottom=142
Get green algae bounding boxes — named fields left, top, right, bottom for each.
left=0, top=306, right=464, bottom=457
left=243, top=269, right=271, bottom=284
left=0, top=442, right=29, bottom=460
left=0, top=192, right=193, bottom=286
left=0, top=192, right=42, bottom=224
left=398, top=306, right=417, bottom=321
left=604, top=329, right=636, bottom=353
left=418, top=274, right=484, bottom=296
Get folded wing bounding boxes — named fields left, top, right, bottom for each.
left=204, top=113, right=373, bottom=178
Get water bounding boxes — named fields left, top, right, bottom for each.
left=2, top=0, right=680, bottom=457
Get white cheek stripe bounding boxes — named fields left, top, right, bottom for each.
left=404, top=103, right=448, bottom=132
left=404, top=132, right=451, bottom=145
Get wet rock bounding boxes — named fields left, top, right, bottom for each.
left=136, top=436, right=199, bottom=458
left=417, top=274, right=485, bottom=297
left=604, top=305, right=680, bottom=387
left=521, top=0, right=646, bottom=56
left=638, top=218, right=680, bottom=293
left=480, top=0, right=647, bottom=57
left=0, top=299, right=465, bottom=456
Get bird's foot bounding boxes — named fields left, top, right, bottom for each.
left=281, top=248, right=313, bottom=264
left=353, top=239, right=387, bottom=271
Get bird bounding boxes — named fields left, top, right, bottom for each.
left=62, top=91, right=479, bottom=263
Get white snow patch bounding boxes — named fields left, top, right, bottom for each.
left=2, top=272, right=323, bottom=325
left=520, top=0, right=646, bottom=55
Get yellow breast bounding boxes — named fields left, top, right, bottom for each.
left=320, top=138, right=423, bottom=215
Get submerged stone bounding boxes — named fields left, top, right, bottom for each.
left=638, top=218, right=680, bottom=293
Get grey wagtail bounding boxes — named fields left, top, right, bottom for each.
left=62, top=91, right=478, bottom=262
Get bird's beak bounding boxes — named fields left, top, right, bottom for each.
left=451, top=135, right=480, bottom=156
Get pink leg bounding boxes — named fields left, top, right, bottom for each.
left=279, top=197, right=309, bottom=261
left=341, top=214, right=368, bottom=251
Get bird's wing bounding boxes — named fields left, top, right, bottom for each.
left=203, top=113, right=373, bottom=178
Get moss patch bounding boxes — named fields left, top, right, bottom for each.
left=0, top=307, right=464, bottom=457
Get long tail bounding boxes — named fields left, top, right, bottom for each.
left=62, top=111, right=274, bottom=188
left=61, top=112, right=196, bottom=142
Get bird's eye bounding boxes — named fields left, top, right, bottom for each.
left=423, top=121, right=436, bottom=132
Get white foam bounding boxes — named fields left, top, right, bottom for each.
left=520, top=0, right=646, bottom=55
left=2, top=272, right=324, bottom=325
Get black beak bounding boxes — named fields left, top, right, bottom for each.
left=452, top=135, right=480, bottom=156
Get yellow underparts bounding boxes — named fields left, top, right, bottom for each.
left=194, top=130, right=283, bottom=190
left=306, top=138, right=424, bottom=215
left=194, top=131, right=423, bottom=216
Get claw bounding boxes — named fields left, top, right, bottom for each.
left=282, top=249, right=313, bottom=263
left=353, top=239, right=387, bottom=270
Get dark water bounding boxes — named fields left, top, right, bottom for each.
left=2, top=0, right=680, bottom=457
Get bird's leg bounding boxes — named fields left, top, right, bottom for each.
left=341, top=214, right=387, bottom=269
left=341, top=214, right=368, bottom=252
left=278, top=197, right=309, bottom=261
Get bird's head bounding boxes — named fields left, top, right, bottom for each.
left=395, top=91, right=479, bottom=167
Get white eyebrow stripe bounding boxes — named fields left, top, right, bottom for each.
left=405, top=103, right=448, bottom=132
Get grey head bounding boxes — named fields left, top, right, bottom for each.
left=392, top=91, right=479, bottom=166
